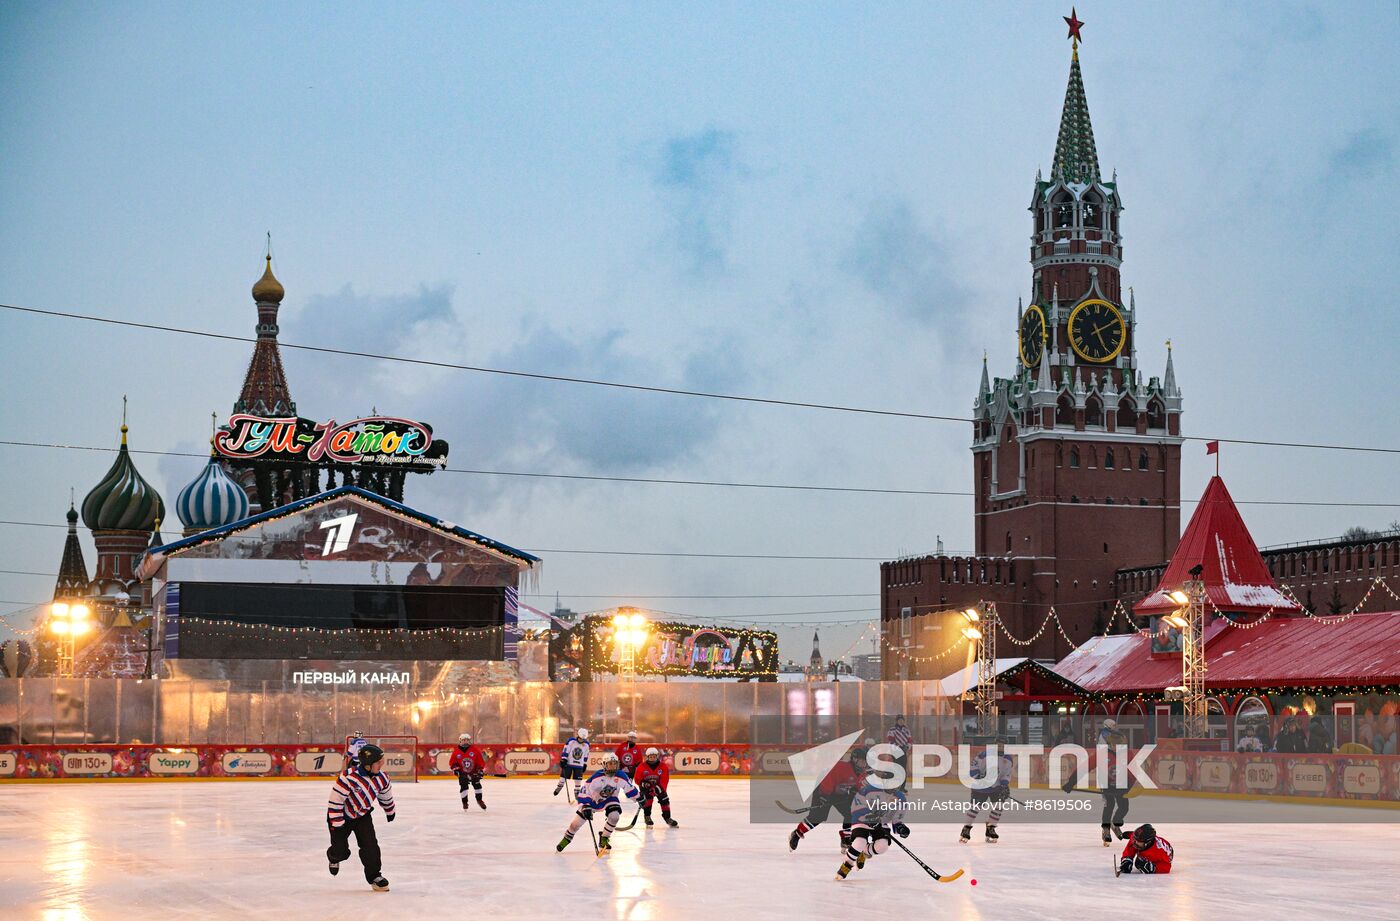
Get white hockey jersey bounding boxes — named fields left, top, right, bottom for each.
left=561, top=737, right=591, bottom=769
left=578, top=770, right=640, bottom=808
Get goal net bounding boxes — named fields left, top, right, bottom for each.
left=345, top=734, right=419, bottom=783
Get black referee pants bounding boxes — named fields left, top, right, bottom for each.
left=327, top=813, right=381, bottom=882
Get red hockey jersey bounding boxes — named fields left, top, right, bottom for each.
left=634, top=759, right=670, bottom=791
left=817, top=760, right=862, bottom=797
left=615, top=742, right=644, bottom=773
left=1122, top=835, right=1174, bottom=873
left=449, top=745, right=487, bottom=777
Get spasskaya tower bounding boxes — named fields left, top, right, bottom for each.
left=883, top=13, right=1183, bottom=670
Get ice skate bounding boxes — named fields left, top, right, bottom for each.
left=789, top=828, right=803, bottom=851
left=328, top=860, right=340, bottom=876
left=986, top=825, right=1000, bottom=843
left=836, top=862, right=854, bottom=880
left=370, top=876, right=389, bottom=892
left=959, top=824, right=973, bottom=844
left=476, top=796, right=487, bottom=810
left=556, top=834, right=572, bottom=852
left=664, top=816, right=678, bottom=827
left=1102, top=825, right=1114, bottom=847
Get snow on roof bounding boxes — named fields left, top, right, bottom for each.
left=1054, top=611, right=1400, bottom=694
left=1136, top=476, right=1300, bottom=618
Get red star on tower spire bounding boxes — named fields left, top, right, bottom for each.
left=1064, top=8, right=1085, bottom=44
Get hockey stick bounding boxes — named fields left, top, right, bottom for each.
left=774, top=799, right=813, bottom=815
left=585, top=811, right=600, bottom=856
left=618, top=803, right=645, bottom=831
left=890, top=837, right=964, bottom=883
left=1113, top=853, right=1123, bottom=877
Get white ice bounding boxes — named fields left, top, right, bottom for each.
left=3, top=779, right=1396, bottom=920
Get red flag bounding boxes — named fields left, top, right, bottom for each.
left=1205, top=441, right=1219, bottom=455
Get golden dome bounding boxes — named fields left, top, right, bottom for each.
left=251, top=255, right=285, bottom=303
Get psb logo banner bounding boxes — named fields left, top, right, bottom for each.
left=295, top=752, right=342, bottom=774
left=0, top=752, right=15, bottom=776
left=504, top=751, right=552, bottom=774
left=221, top=752, right=274, bottom=774
left=673, top=750, right=721, bottom=773
left=148, top=752, right=200, bottom=775
left=381, top=751, right=414, bottom=774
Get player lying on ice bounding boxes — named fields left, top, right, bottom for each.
left=1117, top=824, right=1173, bottom=875
left=449, top=732, right=487, bottom=810
left=836, top=777, right=910, bottom=880
left=634, top=747, right=678, bottom=827
left=556, top=754, right=640, bottom=854
left=326, top=743, right=395, bottom=892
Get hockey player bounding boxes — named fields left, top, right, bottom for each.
left=789, top=745, right=867, bottom=852
left=633, top=747, right=678, bottom=827
left=960, top=744, right=1013, bottom=844
left=1118, top=824, right=1173, bottom=875
left=554, top=727, right=590, bottom=799
left=1095, top=720, right=1133, bottom=844
left=556, top=754, right=640, bottom=854
left=614, top=730, right=644, bottom=777
left=344, top=730, right=368, bottom=770
left=1059, top=719, right=1135, bottom=844
left=326, top=743, right=395, bottom=892
left=448, top=732, right=488, bottom=810
left=836, top=777, right=910, bottom=880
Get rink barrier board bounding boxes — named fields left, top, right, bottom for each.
left=1, top=744, right=1397, bottom=803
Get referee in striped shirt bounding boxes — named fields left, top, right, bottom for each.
left=326, top=743, right=395, bottom=892
left=886, top=716, right=913, bottom=789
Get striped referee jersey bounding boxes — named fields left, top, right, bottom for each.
left=327, top=767, right=395, bottom=827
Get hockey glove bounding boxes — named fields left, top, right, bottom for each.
left=1119, top=857, right=1134, bottom=875
left=1134, top=855, right=1156, bottom=874
left=577, top=806, right=593, bottom=821
left=892, top=822, right=910, bottom=838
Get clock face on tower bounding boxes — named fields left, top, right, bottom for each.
left=1067, top=299, right=1126, bottom=363
left=1018, top=305, right=1047, bottom=368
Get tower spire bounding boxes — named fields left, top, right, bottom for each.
left=1052, top=10, right=1100, bottom=185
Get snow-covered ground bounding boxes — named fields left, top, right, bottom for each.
left=3, top=778, right=1396, bottom=919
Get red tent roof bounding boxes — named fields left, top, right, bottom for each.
left=1054, top=611, right=1400, bottom=695
left=1135, top=476, right=1300, bottom=617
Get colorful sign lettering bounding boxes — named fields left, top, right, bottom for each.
left=215, top=415, right=444, bottom=467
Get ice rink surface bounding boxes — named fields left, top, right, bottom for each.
left=4, top=778, right=1396, bottom=920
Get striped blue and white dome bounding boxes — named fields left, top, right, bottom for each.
left=175, top=456, right=250, bottom=531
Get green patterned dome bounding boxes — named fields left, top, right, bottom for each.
left=82, top=425, right=165, bottom=531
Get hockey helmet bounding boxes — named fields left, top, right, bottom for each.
left=627, top=729, right=638, bottom=740
left=358, top=743, right=385, bottom=768
left=577, top=727, right=590, bottom=741
left=1102, top=719, right=1119, bottom=731
left=458, top=732, right=472, bottom=744
left=1132, top=824, right=1156, bottom=849
left=351, top=730, right=365, bottom=739
left=602, top=754, right=621, bottom=773
left=644, top=747, right=661, bottom=764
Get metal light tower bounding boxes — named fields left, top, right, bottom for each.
left=611, top=608, right=650, bottom=681
left=1164, top=577, right=1207, bottom=738
left=962, top=603, right=998, bottom=736
left=48, top=601, right=92, bottom=678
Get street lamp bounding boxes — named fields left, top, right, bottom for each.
left=49, top=601, right=91, bottom=678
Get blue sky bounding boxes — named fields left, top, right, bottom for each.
left=2, top=2, right=1397, bottom=658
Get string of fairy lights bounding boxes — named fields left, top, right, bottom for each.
left=885, top=575, right=1400, bottom=684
